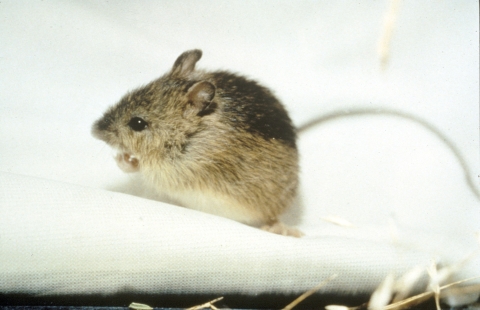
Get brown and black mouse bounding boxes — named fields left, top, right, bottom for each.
left=92, top=49, right=302, bottom=237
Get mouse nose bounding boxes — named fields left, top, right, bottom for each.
left=91, top=114, right=114, bottom=141
left=94, top=113, right=114, bottom=132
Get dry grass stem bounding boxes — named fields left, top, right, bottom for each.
left=129, top=302, right=153, bottom=310
left=326, top=305, right=362, bottom=310
left=368, top=273, right=395, bottom=310
left=427, top=260, right=441, bottom=310
left=186, top=297, right=224, bottom=310
left=325, top=305, right=354, bottom=310
left=320, top=216, right=354, bottom=228
left=377, top=0, right=402, bottom=70
left=439, top=276, right=480, bottom=291
left=442, top=284, right=480, bottom=297
left=282, top=274, right=338, bottom=310
left=383, top=276, right=480, bottom=310
left=384, top=290, right=434, bottom=310
left=392, top=266, right=425, bottom=302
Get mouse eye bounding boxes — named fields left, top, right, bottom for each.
left=128, top=117, right=148, bottom=131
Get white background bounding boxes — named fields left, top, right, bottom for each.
left=1, top=0, right=479, bottom=300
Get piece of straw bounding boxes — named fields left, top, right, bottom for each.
left=186, top=297, right=224, bottom=310
left=282, top=274, right=338, bottom=310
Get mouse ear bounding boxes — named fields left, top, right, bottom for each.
left=186, top=81, right=217, bottom=117
left=171, top=49, right=202, bottom=77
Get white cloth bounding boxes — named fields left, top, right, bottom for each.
left=0, top=0, right=479, bottom=302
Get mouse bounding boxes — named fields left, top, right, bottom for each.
left=92, top=49, right=480, bottom=239
left=92, top=49, right=302, bottom=237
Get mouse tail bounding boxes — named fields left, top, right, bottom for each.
left=297, top=107, right=480, bottom=201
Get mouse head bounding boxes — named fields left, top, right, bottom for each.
left=92, top=49, right=217, bottom=162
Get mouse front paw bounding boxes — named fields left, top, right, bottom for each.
left=115, top=153, right=140, bottom=173
left=261, top=222, right=304, bottom=238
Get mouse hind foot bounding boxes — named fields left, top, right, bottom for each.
left=261, top=222, right=303, bottom=238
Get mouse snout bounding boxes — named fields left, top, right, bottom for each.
left=94, top=112, right=114, bottom=131
left=91, top=114, right=116, bottom=142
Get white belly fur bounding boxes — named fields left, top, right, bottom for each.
left=161, top=188, right=263, bottom=226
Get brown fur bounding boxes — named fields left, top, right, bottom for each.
left=92, top=50, right=301, bottom=236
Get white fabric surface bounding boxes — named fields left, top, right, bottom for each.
left=1, top=0, right=479, bottom=299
